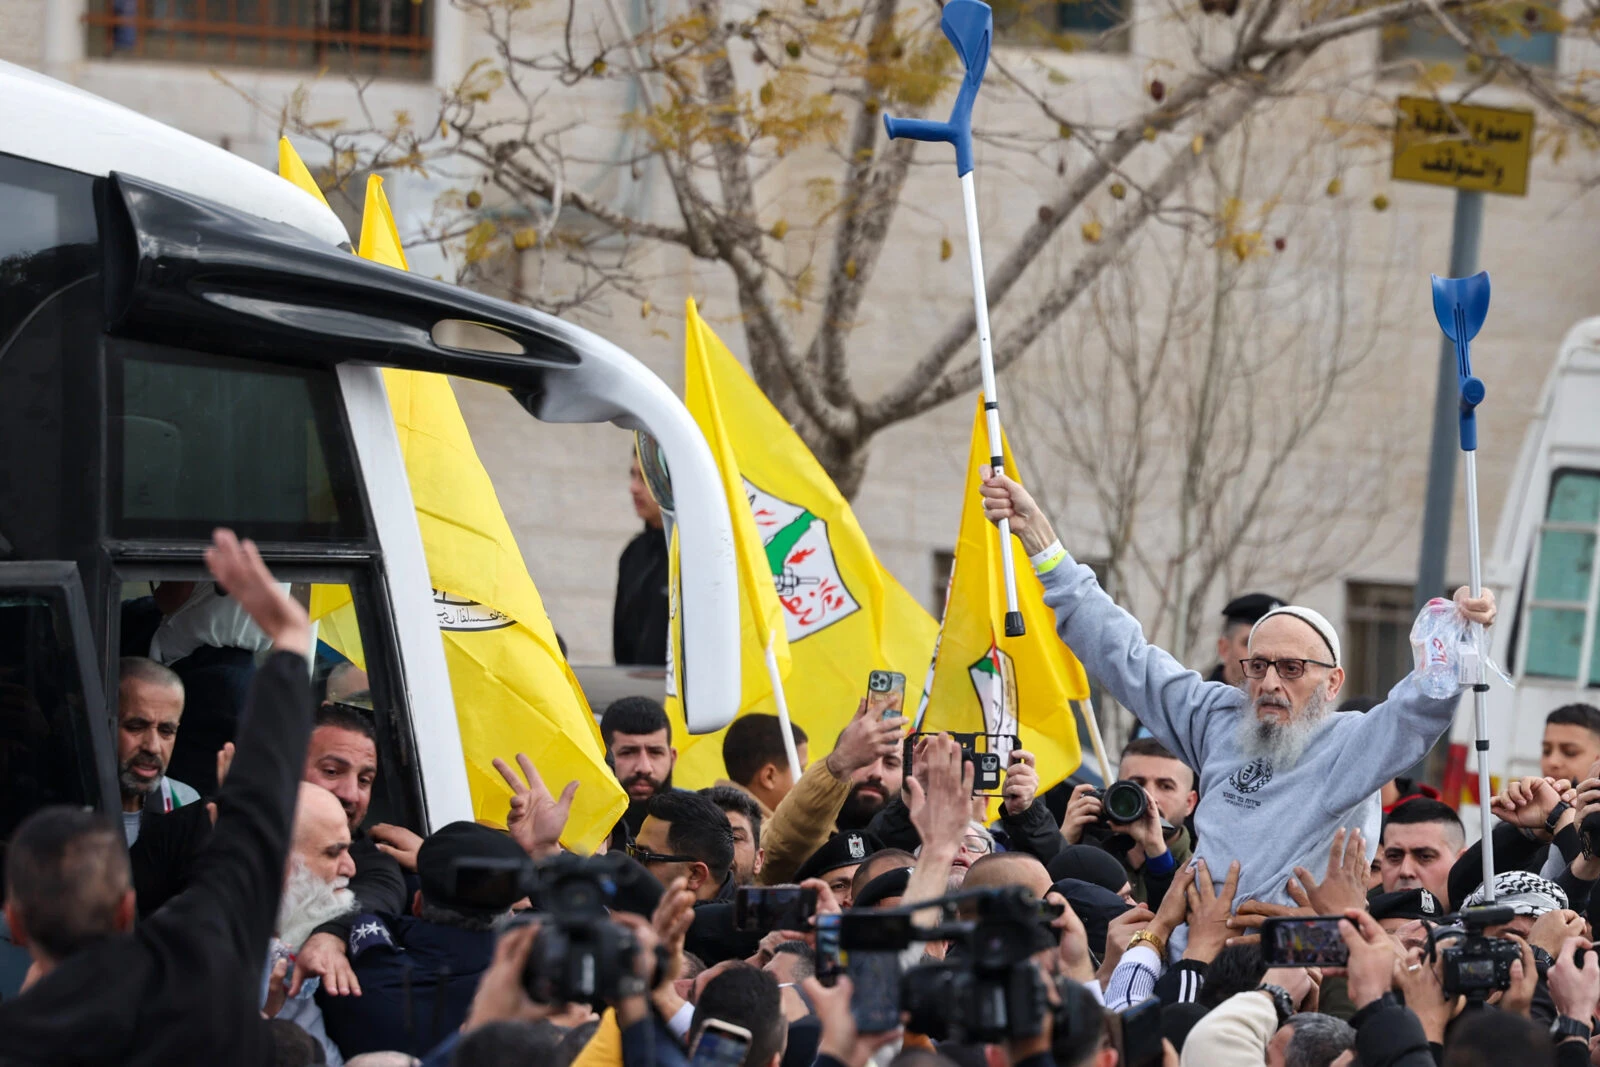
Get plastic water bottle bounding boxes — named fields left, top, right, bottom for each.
left=1411, top=598, right=1463, bottom=699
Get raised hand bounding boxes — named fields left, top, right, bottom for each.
left=979, top=469, right=1056, bottom=556
left=905, top=733, right=975, bottom=848
left=805, top=975, right=904, bottom=1067
left=1336, top=908, right=1400, bottom=1010
left=1147, top=862, right=1196, bottom=942
left=1291, top=828, right=1370, bottom=915
left=369, top=823, right=424, bottom=871
left=1002, top=749, right=1039, bottom=816
left=1548, top=937, right=1600, bottom=1025
left=1097, top=904, right=1156, bottom=987
left=493, top=752, right=579, bottom=860
left=1452, top=586, right=1497, bottom=628
left=1059, top=783, right=1102, bottom=845
left=1394, top=944, right=1456, bottom=1043
left=825, top=698, right=905, bottom=779
left=1491, top=776, right=1569, bottom=836
left=1183, top=859, right=1241, bottom=964
left=204, top=528, right=309, bottom=656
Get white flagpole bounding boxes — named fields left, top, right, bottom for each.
left=765, top=636, right=803, bottom=782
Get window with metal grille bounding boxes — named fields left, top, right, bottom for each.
left=1344, top=581, right=1417, bottom=701
left=83, top=0, right=433, bottom=79
left=1518, top=469, right=1600, bottom=684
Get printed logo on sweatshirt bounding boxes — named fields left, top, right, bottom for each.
left=1227, top=758, right=1273, bottom=795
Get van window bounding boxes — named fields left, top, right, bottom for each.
left=107, top=341, right=366, bottom=542
left=1524, top=470, right=1600, bottom=683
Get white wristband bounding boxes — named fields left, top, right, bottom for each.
left=1029, top=540, right=1065, bottom=568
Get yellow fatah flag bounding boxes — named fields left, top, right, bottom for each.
left=919, top=397, right=1087, bottom=792
left=666, top=304, right=939, bottom=788
left=295, top=160, right=625, bottom=850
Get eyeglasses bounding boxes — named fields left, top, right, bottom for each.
left=625, top=842, right=697, bottom=865
left=1240, top=657, right=1336, bottom=681
left=959, top=834, right=994, bottom=855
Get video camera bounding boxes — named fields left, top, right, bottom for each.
left=838, top=885, right=1063, bottom=1042
left=1432, top=904, right=1521, bottom=1001
left=450, top=850, right=651, bottom=1008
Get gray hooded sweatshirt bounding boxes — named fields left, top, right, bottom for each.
left=1038, top=554, right=1462, bottom=908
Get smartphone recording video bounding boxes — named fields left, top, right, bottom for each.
left=732, top=886, right=818, bottom=933
left=866, top=670, right=906, bottom=720
left=1259, top=915, right=1351, bottom=967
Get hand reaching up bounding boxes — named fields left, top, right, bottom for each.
left=204, top=529, right=309, bottom=657
left=905, top=733, right=974, bottom=849
left=1290, top=828, right=1370, bottom=915
left=493, top=752, right=578, bottom=860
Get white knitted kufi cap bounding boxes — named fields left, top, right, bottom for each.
left=1249, top=606, right=1342, bottom=667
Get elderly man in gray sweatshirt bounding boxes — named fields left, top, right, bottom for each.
left=980, top=471, right=1497, bottom=909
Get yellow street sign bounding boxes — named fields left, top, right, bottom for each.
left=1392, top=96, right=1534, bottom=196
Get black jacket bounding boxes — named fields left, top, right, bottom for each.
left=0, top=651, right=311, bottom=1066
left=613, top=525, right=670, bottom=666
left=1349, top=999, right=1435, bottom=1067
left=319, top=913, right=494, bottom=1057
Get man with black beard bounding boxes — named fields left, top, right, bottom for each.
left=981, top=470, right=1499, bottom=908
left=602, top=697, right=681, bottom=849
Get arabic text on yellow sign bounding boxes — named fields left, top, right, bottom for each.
left=1391, top=96, right=1534, bottom=197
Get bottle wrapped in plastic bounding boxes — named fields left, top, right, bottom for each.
left=1410, top=597, right=1485, bottom=698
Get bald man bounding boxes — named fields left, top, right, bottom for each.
left=963, top=852, right=1053, bottom=898
left=981, top=472, right=1498, bottom=908
left=265, top=783, right=357, bottom=1065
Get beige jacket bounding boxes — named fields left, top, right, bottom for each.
left=1180, top=990, right=1278, bottom=1067
left=715, top=758, right=851, bottom=885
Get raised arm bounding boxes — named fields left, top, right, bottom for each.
left=980, top=471, right=1222, bottom=767
left=174, top=530, right=314, bottom=966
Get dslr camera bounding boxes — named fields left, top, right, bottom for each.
left=840, top=885, right=1062, bottom=1043
left=1090, top=780, right=1149, bottom=825
left=452, top=850, right=647, bottom=1007
left=1438, top=904, right=1520, bottom=1000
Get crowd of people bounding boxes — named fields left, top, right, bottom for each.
left=8, top=473, right=1600, bottom=1067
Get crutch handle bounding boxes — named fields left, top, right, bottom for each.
left=881, top=0, right=992, bottom=177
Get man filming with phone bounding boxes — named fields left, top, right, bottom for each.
left=980, top=470, right=1498, bottom=910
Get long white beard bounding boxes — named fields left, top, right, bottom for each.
left=277, top=855, right=356, bottom=951
left=1235, top=687, right=1331, bottom=771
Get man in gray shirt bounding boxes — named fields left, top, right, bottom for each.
left=980, top=471, right=1497, bottom=907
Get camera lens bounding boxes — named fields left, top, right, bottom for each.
left=1103, top=781, right=1147, bottom=824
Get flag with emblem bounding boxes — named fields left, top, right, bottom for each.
left=918, top=397, right=1088, bottom=791
left=283, top=151, right=626, bottom=851
left=666, top=303, right=939, bottom=788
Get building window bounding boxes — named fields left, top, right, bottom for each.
left=1381, top=8, right=1558, bottom=70
left=1520, top=470, right=1600, bottom=684
left=1345, top=581, right=1417, bottom=702
left=993, top=0, right=1132, bottom=52
left=83, top=0, right=433, bottom=78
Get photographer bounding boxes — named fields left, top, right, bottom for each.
left=1059, top=740, right=1198, bottom=909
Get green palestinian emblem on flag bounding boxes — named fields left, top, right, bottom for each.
left=969, top=643, right=1019, bottom=737
left=745, top=479, right=859, bottom=640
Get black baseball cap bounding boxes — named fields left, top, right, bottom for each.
left=1221, top=593, right=1286, bottom=626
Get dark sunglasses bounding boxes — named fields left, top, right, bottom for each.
left=625, top=842, right=698, bottom=865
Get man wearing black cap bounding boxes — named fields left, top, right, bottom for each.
left=1210, top=593, right=1286, bottom=686
left=792, top=830, right=880, bottom=907
left=319, top=822, right=532, bottom=1058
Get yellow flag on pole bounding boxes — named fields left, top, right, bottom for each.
left=278, top=137, right=331, bottom=210
left=666, top=304, right=938, bottom=788
left=919, top=397, right=1087, bottom=791
left=290, top=156, right=626, bottom=850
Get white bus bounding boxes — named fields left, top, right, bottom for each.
left=0, top=60, right=739, bottom=909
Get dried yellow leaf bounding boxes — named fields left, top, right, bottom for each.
left=940, top=237, right=953, bottom=261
